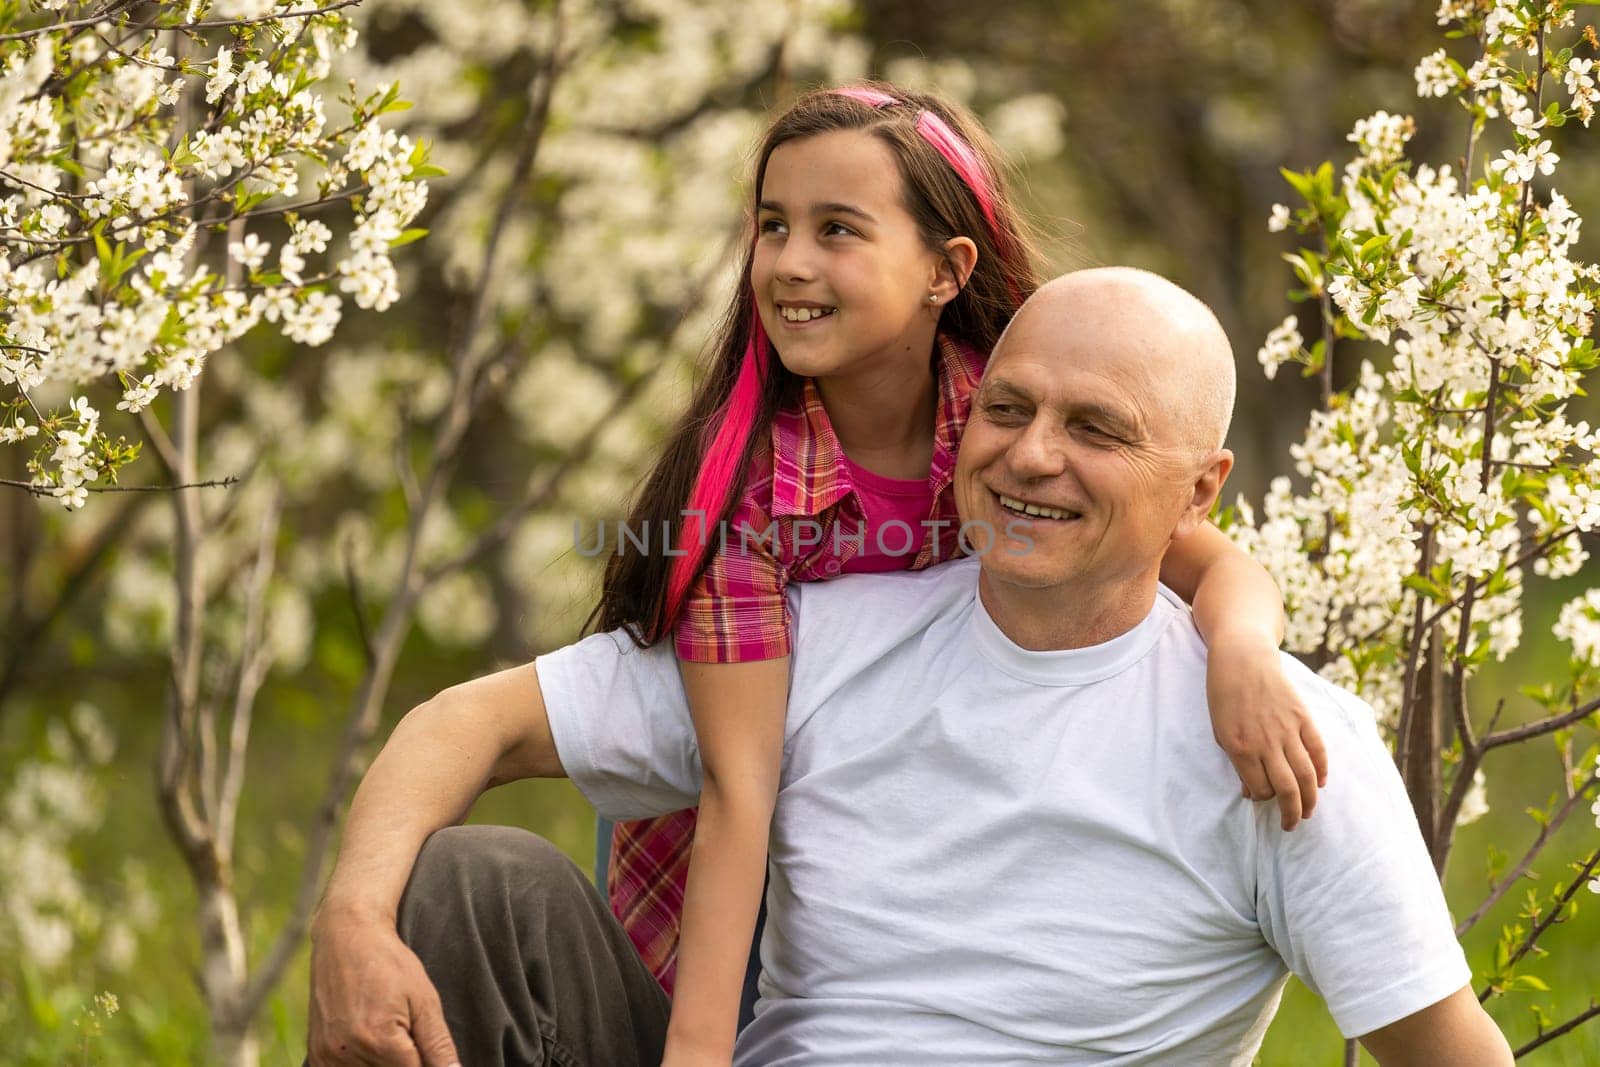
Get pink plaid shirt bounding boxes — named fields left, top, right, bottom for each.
left=673, top=332, right=985, bottom=663
left=614, top=333, right=987, bottom=990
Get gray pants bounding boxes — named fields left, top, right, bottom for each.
left=400, top=825, right=672, bottom=1067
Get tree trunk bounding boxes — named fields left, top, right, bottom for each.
left=200, top=884, right=256, bottom=1067
left=1402, top=626, right=1443, bottom=853
left=211, top=1024, right=259, bottom=1067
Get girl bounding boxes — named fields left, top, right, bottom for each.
left=592, top=84, right=1325, bottom=1066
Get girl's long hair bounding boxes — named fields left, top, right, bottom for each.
left=591, top=83, right=1043, bottom=645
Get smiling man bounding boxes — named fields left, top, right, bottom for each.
left=308, top=268, right=1511, bottom=1067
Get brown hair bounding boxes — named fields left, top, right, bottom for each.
left=590, top=82, right=1043, bottom=645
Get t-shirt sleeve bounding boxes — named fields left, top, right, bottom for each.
left=536, top=631, right=702, bottom=820
left=1255, top=671, right=1472, bottom=1039
left=673, top=491, right=793, bottom=664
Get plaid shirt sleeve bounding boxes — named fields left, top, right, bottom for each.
left=673, top=492, right=792, bottom=663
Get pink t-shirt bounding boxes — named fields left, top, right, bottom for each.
left=839, top=457, right=938, bottom=575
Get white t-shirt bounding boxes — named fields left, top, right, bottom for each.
left=538, top=558, right=1469, bottom=1066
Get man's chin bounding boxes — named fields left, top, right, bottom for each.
left=978, top=558, right=1075, bottom=594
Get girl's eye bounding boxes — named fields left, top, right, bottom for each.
left=823, top=221, right=857, bottom=237
left=759, top=218, right=787, bottom=235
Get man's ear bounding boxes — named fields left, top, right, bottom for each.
left=1174, top=448, right=1234, bottom=539
left=932, top=236, right=979, bottom=304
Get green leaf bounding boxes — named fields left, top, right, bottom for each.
left=389, top=227, right=429, bottom=248
left=1281, top=167, right=1316, bottom=204
left=1359, top=233, right=1391, bottom=264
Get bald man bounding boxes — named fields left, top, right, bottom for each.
left=309, top=269, right=1510, bottom=1067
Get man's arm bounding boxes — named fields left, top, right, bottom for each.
left=1359, top=986, right=1512, bottom=1066
left=308, top=663, right=561, bottom=1067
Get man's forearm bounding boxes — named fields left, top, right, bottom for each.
left=317, top=699, right=500, bottom=924
left=317, top=663, right=561, bottom=925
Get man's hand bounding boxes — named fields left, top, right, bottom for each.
left=307, top=907, right=461, bottom=1067
left=1206, top=637, right=1328, bottom=831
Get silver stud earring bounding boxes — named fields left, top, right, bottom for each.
left=928, top=293, right=938, bottom=303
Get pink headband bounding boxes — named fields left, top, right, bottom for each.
left=832, top=85, right=1004, bottom=246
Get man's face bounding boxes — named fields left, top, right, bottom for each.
left=954, top=286, right=1210, bottom=600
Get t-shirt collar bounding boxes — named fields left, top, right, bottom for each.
left=969, top=581, right=1173, bottom=687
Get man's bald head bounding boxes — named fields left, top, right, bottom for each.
left=995, top=267, right=1236, bottom=456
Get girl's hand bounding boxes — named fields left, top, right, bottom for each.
left=1206, top=636, right=1328, bottom=831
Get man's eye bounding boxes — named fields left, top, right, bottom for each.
left=986, top=403, right=1024, bottom=419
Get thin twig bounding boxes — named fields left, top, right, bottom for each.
left=342, top=534, right=374, bottom=665
left=1515, top=1001, right=1600, bottom=1058
left=1479, top=846, right=1600, bottom=1001
left=177, top=0, right=365, bottom=31
left=1482, top=693, right=1600, bottom=751
left=1360, top=526, right=1577, bottom=648
left=0, top=169, right=97, bottom=200
left=0, top=0, right=141, bottom=45
left=1457, top=775, right=1600, bottom=936
left=0, top=475, right=240, bottom=495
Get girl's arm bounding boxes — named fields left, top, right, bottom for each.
left=1160, top=521, right=1329, bottom=831
left=663, top=656, right=791, bottom=1067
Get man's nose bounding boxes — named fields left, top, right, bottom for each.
left=1006, top=418, right=1067, bottom=479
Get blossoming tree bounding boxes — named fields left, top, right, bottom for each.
left=2, top=0, right=984, bottom=1062
left=1240, top=0, right=1600, bottom=1057
left=2, top=2, right=428, bottom=1060
left=0, top=0, right=429, bottom=507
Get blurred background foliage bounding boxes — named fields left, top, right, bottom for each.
left=1, top=0, right=1597, bottom=1062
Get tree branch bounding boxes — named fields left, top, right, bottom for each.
left=1480, top=846, right=1600, bottom=1002
left=1515, top=1000, right=1600, bottom=1059
left=342, top=534, right=375, bottom=665
left=242, top=3, right=574, bottom=1021
left=176, top=0, right=365, bottom=31
left=0, top=475, right=241, bottom=496
left=0, top=0, right=141, bottom=44
left=1483, top=692, right=1600, bottom=751
left=1457, top=775, right=1600, bottom=936
left=216, top=497, right=281, bottom=855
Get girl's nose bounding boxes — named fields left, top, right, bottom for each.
left=773, top=235, right=817, bottom=283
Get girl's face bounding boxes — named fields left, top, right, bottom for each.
left=752, top=129, right=949, bottom=387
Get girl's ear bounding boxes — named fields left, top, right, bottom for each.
left=932, top=236, right=979, bottom=304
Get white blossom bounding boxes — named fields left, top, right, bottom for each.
left=1414, top=49, right=1457, bottom=98
left=1256, top=315, right=1303, bottom=381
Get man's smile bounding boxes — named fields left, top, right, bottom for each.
left=994, top=491, right=1082, bottom=522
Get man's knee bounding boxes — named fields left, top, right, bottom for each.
left=405, top=825, right=592, bottom=920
